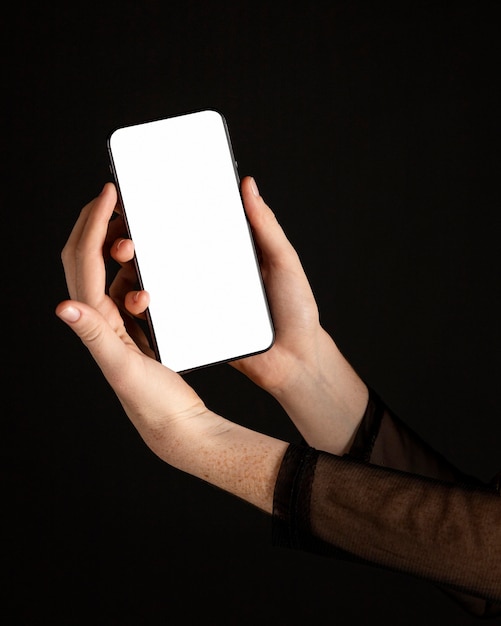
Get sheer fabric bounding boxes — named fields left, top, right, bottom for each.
left=273, top=389, right=501, bottom=617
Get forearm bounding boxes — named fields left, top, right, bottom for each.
left=274, top=444, right=501, bottom=611
left=343, top=389, right=501, bottom=615
left=271, top=328, right=368, bottom=454
left=141, top=408, right=289, bottom=513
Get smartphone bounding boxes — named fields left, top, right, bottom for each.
left=107, top=109, right=274, bottom=373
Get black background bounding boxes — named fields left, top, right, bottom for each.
left=4, top=1, right=501, bottom=624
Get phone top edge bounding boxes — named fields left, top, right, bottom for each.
left=107, top=108, right=227, bottom=145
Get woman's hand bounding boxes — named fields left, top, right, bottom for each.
left=56, top=182, right=288, bottom=512
left=233, top=178, right=368, bottom=452
left=56, top=183, right=211, bottom=459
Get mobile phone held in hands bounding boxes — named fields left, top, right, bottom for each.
left=107, top=109, right=274, bottom=373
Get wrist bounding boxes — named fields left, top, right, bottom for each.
left=149, top=408, right=288, bottom=513
left=271, top=329, right=368, bottom=454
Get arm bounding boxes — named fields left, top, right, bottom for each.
left=273, top=443, right=501, bottom=615
left=274, top=391, right=501, bottom=617
left=57, top=182, right=288, bottom=513
left=350, top=389, right=501, bottom=616
left=244, top=187, right=501, bottom=617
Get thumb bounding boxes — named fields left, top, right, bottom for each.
left=55, top=300, right=129, bottom=375
left=241, top=176, right=295, bottom=265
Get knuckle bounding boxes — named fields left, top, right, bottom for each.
left=79, top=320, right=104, bottom=345
left=61, top=244, right=71, bottom=265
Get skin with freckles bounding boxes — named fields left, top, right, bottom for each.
left=56, top=177, right=368, bottom=511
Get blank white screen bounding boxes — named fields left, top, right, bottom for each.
left=108, top=110, right=274, bottom=372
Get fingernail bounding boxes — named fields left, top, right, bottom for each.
left=58, top=305, right=81, bottom=323
left=133, top=291, right=141, bottom=302
left=250, top=177, right=260, bottom=197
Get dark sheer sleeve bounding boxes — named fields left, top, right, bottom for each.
left=349, top=388, right=491, bottom=485
left=273, top=390, right=501, bottom=617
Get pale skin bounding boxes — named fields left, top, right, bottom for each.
left=56, top=177, right=368, bottom=513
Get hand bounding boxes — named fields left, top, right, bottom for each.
left=229, top=177, right=325, bottom=392
left=56, top=183, right=211, bottom=460
left=56, top=182, right=288, bottom=512
left=232, top=178, right=368, bottom=452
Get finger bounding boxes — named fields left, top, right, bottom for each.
left=104, top=214, right=128, bottom=256
left=72, top=183, right=118, bottom=304
left=62, top=183, right=117, bottom=301
left=110, top=237, right=135, bottom=264
left=62, top=187, right=107, bottom=262
left=124, top=289, right=150, bottom=318
left=61, top=191, right=104, bottom=296
left=108, top=258, right=140, bottom=307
